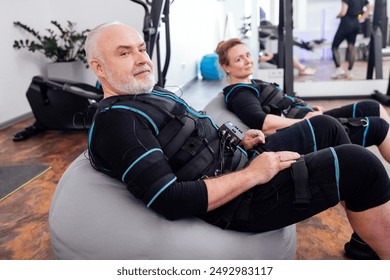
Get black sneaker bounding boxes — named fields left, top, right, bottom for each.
left=13, top=123, right=45, bottom=142
left=344, top=232, right=380, bottom=260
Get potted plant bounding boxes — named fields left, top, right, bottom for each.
left=13, top=20, right=89, bottom=66
left=13, top=20, right=93, bottom=82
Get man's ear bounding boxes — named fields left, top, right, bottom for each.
left=90, top=59, right=106, bottom=78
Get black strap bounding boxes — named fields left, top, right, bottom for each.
left=160, top=116, right=197, bottom=160
left=337, top=117, right=368, bottom=127
left=291, top=157, right=311, bottom=209
left=175, top=138, right=220, bottom=180
left=260, top=84, right=285, bottom=106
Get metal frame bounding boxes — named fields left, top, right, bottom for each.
left=130, top=0, right=171, bottom=87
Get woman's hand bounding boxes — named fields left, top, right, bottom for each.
left=240, top=129, right=265, bottom=150
left=312, top=105, right=325, bottom=113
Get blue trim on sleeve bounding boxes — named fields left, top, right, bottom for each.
left=121, top=148, right=163, bottom=182
left=295, top=105, right=313, bottom=111
left=147, top=176, right=177, bottom=207
left=224, top=84, right=260, bottom=103
left=352, top=103, right=357, bottom=118
left=362, top=117, right=369, bottom=147
left=329, top=147, right=340, bottom=200
left=237, top=146, right=248, bottom=157
left=100, top=105, right=159, bottom=135
left=305, top=119, right=317, bottom=152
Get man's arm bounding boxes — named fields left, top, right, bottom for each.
left=204, top=151, right=300, bottom=211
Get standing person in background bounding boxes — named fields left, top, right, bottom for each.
left=331, top=0, right=371, bottom=79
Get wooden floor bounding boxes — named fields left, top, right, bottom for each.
left=0, top=77, right=389, bottom=260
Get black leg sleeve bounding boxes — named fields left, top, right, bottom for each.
left=335, top=144, right=390, bottom=211
left=259, top=115, right=350, bottom=155
left=228, top=144, right=390, bottom=233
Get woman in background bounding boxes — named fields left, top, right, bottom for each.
left=215, top=38, right=390, bottom=163
left=331, top=0, right=371, bottom=79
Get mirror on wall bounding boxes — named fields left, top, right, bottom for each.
left=258, top=0, right=389, bottom=83
left=222, top=0, right=390, bottom=98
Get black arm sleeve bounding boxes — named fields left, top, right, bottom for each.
left=90, top=109, right=208, bottom=220
left=225, top=88, right=268, bottom=130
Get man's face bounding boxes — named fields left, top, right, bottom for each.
left=97, top=25, right=155, bottom=95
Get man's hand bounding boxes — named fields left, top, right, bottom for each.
left=246, top=151, right=301, bottom=185
left=240, top=129, right=265, bottom=150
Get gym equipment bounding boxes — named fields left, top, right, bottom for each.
left=370, top=0, right=390, bottom=105
left=13, top=76, right=102, bottom=141
left=130, top=0, right=171, bottom=87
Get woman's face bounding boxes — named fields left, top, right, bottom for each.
left=223, top=44, right=254, bottom=80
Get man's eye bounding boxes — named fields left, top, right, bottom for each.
left=121, top=51, right=129, bottom=56
left=140, top=48, right=147, bottom=53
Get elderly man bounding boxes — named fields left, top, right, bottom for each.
left=84, top=22, right=390, bottom=259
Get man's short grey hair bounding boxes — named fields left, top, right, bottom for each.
left=84, top=21, right=123, bottom=63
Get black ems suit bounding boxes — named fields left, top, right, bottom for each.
left=87, top=87, right=390, bottom=233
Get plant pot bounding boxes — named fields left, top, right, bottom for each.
left=46, top=61, right=96, bottom=85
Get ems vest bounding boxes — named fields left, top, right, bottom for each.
left=225, top=79, right=313, bottom=119
left=88, top=87, right=247, bottom=183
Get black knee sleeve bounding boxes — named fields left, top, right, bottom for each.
left=345, top=117, right=389, bottom=147
left=309, top=115, right=351, bottom=148
left=335, top=144, right=390, bottom=211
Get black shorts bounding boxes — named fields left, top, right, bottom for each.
left=325, top=101, right=389, bottom=146
left=258, top=115, right=351, bottom=154
left=227, top=145, right=390, bottom=233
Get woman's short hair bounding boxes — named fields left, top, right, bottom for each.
left=215, top=38, right=245, bottom=66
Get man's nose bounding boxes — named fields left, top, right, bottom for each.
left=135, top=52, right=149, bottom=65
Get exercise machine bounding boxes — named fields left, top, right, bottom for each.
left=370, top=0, right=390, bottom=105
left=12, top=76, right=103, bottom=141
left=277, top=0, right=294, bottom=96
left=130, top=0, right=171, bottom=87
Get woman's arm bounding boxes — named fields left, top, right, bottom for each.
left=262, top=114, right=304, bottom=135
left=361, top=2, right=372, bottom=21
left=336, top=1, right=348, bottom=18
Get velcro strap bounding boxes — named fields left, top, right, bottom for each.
left=160, top=116, right=196, bottom=159
left=275, top=97, right=294, bottom=111
left=158, top=116, right=185, bottom=148
left=175, top=138, right=220, bottom=181
left=291, top=157, right=311, bottom=209
left=285, top=106, right=303, bottom=118
left=260, top=84, right=284, bottom=105
left=337, top=117, right=368, bottom=127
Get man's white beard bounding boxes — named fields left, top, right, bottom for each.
left=105, top=66, right=155, bottom=95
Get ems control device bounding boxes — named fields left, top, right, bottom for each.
left=218, top=121, right=244, bottom=150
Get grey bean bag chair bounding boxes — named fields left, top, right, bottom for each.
left=49, top=93, right=296, bottom=260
